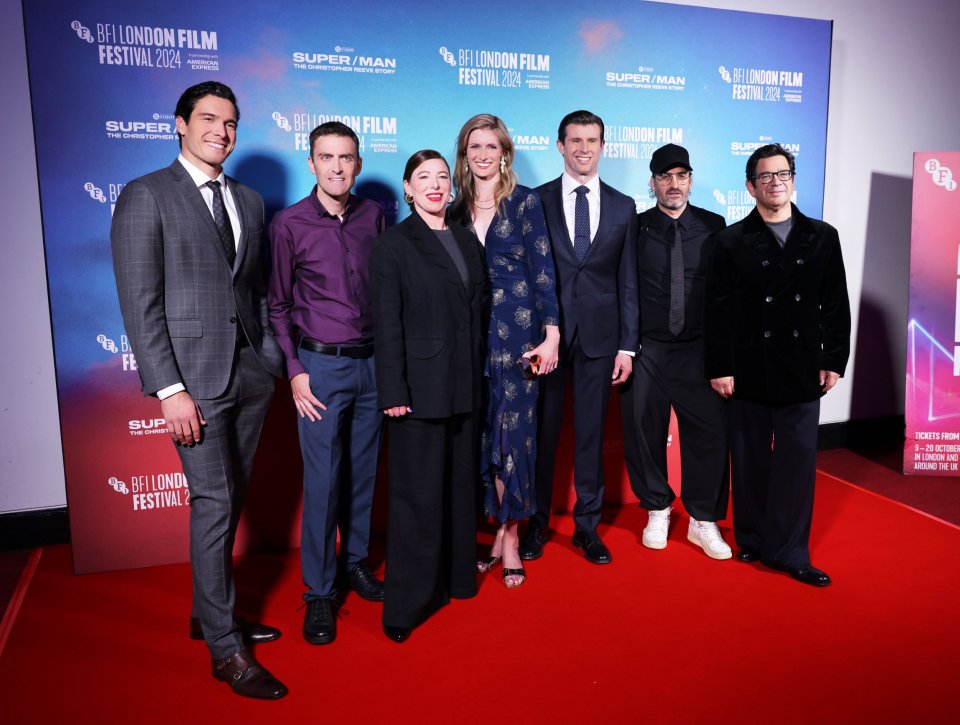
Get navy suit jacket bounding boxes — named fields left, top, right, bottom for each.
left=535, top=176, right=639, bottom=357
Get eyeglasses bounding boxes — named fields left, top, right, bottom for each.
left=654, top=171, right=691, bottom=184
left=751, top=170, right=795, bottom=184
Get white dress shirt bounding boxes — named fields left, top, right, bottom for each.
left=177, top=154, right=241, bottom=247
left=561, top=171, right=601, bottom=244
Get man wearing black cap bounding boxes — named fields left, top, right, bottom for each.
left=621, top=143, right=732, bottom=560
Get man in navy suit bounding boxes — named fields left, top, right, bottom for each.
left=112, top=81, right=286, bottom=699
left=520, top=110, right=639, bottom=564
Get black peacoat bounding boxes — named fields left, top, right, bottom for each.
left=703, top=204, right=850, bottom=405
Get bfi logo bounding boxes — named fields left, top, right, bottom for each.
left=925, top=158, right=957, bottom=192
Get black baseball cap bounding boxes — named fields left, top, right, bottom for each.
left=650, top=143, right=692, bottom=174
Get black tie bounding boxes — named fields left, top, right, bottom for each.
left=669, top=221, right=684, bottom=336
left=205, top=180, right=236, bottom=267
left=573, top=185, right=590, bottom=263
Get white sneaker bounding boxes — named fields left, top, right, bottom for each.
left=642, top=506, right=671, bottom=549
left=687, top=519, right=733, bottom=560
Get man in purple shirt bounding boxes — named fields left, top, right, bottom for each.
left=268, top=122, right=386, bottom=645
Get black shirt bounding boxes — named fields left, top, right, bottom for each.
left=637, top=205, right=718, bottom=343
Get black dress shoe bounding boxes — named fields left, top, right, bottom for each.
left=383, top=625, right=411, bottom=643
left=348, top=560, right=385, bottom=602
left=519, top=523, right=547, bottom=561
left=572, top=529, right=612, bottom=564
left=735, top=549, right=760, bottom=563
left=766, top=561, right=832, bottom=587
left=190, top=617, right=281, bottom=644
left=212, top=648, right=287, bottom=700
left=303, top=598, right=338, bottom=644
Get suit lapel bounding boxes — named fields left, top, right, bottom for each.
left=225, top=176, right=246, bottom=275
left=541, top=178, right=578, bottom=267
left=771, top=205, right=815, bottom=294
left=169, top=161, right=238, bottom=273
left=408, top=214, right=465, bottom=292
left=594, top=181, right=617, bottom=253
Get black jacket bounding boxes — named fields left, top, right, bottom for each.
left=372, top=211, right=486, bottom=418
left=703, top=204, right=850, bottom=404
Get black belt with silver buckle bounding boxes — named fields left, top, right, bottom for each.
left=300, top=338, right=374, bottom=359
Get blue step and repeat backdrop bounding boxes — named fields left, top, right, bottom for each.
left=22, top=0, right=832, bottom=573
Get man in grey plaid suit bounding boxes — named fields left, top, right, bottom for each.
left=111, top=81, right=287, bottom=700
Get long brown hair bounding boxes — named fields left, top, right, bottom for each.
left=450, top=113, right=517, bottom=224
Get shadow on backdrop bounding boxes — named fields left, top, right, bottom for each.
left=849, top=172, right=912, bottom=423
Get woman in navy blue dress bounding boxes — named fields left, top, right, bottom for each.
left=451, top=114, right=560, bottom=588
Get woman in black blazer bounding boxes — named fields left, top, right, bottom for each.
left=372, top=150, right=487, bottom=642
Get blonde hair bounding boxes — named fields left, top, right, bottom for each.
left=450, top=113, right=517, bottom=224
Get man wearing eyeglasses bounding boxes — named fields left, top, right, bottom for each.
left=703, top=143, right=850, bottom=587
left=621, top=143, right=731, bottom=560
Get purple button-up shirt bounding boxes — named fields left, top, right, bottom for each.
left=268, top=189, right=385, bottom=379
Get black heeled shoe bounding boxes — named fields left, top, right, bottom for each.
left=502, top=567, right=526, bottom=589
left=477, top=554, right=502, bottom=573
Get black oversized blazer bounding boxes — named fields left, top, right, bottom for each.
left=372, top=210, right=487, bottom=419
left=703, top=204, right=850, bottom=405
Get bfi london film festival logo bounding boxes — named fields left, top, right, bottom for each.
left=603, top=125, right=683, bottom=162
left=718, top=64, right=803, bottom=103
left=291, top=44, right=397, bottom=74
left=96, top=332, right=139, bottom=372
left=85, top=180, right=129, bottom=215
left=713, top=188, right=755, bottom=223
left=71, top=18, right=220, bottom=71
left=273, top=110, right=398, bottom=154
left=925, top=158, right=957, bottom=191
left=714, top=186, right=798, bottom=223
left=107, top=473, right=190, bottom=511
left=438, top=45, right=550, bottom=90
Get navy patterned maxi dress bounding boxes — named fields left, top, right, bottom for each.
left=475, top=186, right=559, bottom=523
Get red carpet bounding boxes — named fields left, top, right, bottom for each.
left=1, top=471, right=957, bottom=723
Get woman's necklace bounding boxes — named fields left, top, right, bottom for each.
left=473, top=196, right=495, bottom=210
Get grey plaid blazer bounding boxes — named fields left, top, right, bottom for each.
left=111, top=160, right=282, bottom=399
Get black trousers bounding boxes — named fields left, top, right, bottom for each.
left=620, top=339, right=729, bottom=521
left=533, top=335, right=615, bottom=533
left=728, top=398, right=820, bottom=567
left=382, top=412, right=478, bottom=630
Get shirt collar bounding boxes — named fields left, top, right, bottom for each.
left=310, top=186, right=355, bottom=219
left=178, top=154, right=225, bottom=188
left=654, top=204, right=690, bottom=231
left=561, top=172, right=600, bottom=196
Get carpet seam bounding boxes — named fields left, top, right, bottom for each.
left=817, top=468, right=960, bottom=531
left=0, top=547, right=43, bottom=658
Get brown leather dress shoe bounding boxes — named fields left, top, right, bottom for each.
left=190, top=617, right=282, bottom=644
left=212, top=648, right=288, bottom=699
